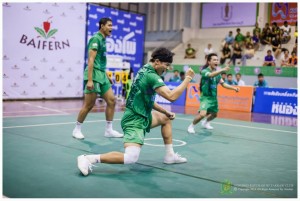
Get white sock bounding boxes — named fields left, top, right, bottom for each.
left=189, top=123, right=195, bottom=128
left=165, top=144, right=175, bottom=156
left=106, top=121, right=113, bottom=131
left=75, top=121, right=82, bottom=130
left=86, top=154, right=101, bottom=164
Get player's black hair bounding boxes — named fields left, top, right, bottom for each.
left=149, top=47, right=175, bottom=63
left=99, top=17, right=112, bottom=29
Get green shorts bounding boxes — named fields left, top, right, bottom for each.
left=84, top=69, right=111, bottom=95
left=198, top=96, right=219, bottom=113
left=121, top=108, right=152, bottom=145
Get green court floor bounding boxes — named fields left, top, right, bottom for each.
left=3, top=112, right=297, bottom=198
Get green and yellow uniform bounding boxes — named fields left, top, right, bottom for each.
left=84, top=32, right=111, bottom=95
left=199, top=68, right=222, bottom=113
left=121, top=64, right=165, bottom=145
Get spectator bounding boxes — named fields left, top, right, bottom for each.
left=180, top=71, right=185, bottom=81
left=281, top=21, right=291, bottom=43
left=294, top=21, right=298, bottom=44
left=287, top=51, right=297, bottom=67
left=281, top=49, right=290, bottom=67
left=235, top=73, right=245, bottom=86
left=271, top=22, right=280, bottom=38
left=262, top=23, right=271, bottom=34
left=204, top=43, right=214, bottom=59
left=169, top=70, right=181, bottom=82
left=261, top=28, right=272, bottom=45
left=220, top=43, right=231, bottom=65
left=224, top=31, right=235, bottom=46
left=185, top=43, right=197, bottom=59
left=244, top=31, right=253, bottom=46
left=241, top=44, right=255, bottom=66
left=292, top=43, right=297, bottom=56
left=271, top=34, right=282, bottom=58
left=252, top=22, right=261, bottom=36
left=229, top=43, right=242, bottom=66
left=252, top=31, right=260, bottom=51
left=235, top=28, right=245, bottom=47
left=225, top=74, right=238, bottom=85
left=263, top=50, right=276, bottom=66
left=221, top=72, right=227, bottom=81
left=254, top=73, right=268, bottom=87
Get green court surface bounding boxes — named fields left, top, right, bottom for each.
left=3, top=112, right=297, bottom=198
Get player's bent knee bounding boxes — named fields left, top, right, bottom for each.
left=124, top=146, right=141, bottom=164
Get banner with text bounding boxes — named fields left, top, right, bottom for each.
left=185, top=83, right=201, bottom=107
left=3, top=3, right=86, bottom=99
left=253, top=88, right=297, bottom=116
left=201, top=3, right=257, bottom=28
left=269, top=3, right=297, bottom=26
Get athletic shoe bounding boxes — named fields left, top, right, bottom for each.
left=202, top=120, right=214, bottom=130
left=164, top=153, right=187, bottom=164
left=187, top=124, right=195, bottom=134
left=77, top=155, right=94, bottom=176
left=73, top=129, right=84, bottom=139
left=104, top=129, right=124, bottom=138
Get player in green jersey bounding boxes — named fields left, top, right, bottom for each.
left=187, top=53, right=239, bottom=133
left=72, top=18, right=123, bottom=139
left=77, top=48, right=195, bottom=176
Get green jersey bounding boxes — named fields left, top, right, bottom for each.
left=86, top=32, right=107, bottom=71
left=126, top=64, right=165, bottom=118
left=200, top=68, right=222, bottom=97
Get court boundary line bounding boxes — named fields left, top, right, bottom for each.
left=23, top=102, right=69, bottom=115
left=3, top=131, right=289, bottom=198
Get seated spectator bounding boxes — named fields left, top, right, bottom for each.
left=228, top=43, right=242, bottom=65
left=271, top=22, right=280, bottom=38
left=180, top=71, right=185, bottom=81
left=254, top=73, right=268, bottom=87
left=281, top=49, right=290, bottom=67
left=221, top=72, right=227, bottom=81
left=244, top=31, right=253, bottom=46
left=292, top=43, right=297, bottom=56
left=252, top=22, right=261, bottom=36
left=261, top=28, right=272, bottom=45
left=224, top=31, right=235, bottom=46
left=281, top=21, right=291, bottom=43
left=185, top=43, right=197, bottom=59
left=294, top=22, right=298, bottom=44
left=271, top=34, right=282, bottom=58
left=204, top=43, right=214, bottom=59
left=252, top=31, right=260, bottom=51
left=220, top=43, right=231, bottom=65
left=225, top=74, right=238, bottom=85
left=263, top=50, right=276, bottom=66
left=262, top=23, right=271, bottom=34
left=235, top=73, right=245, bottom=86
left=235, top=28, right=245, bottom=47
left=241, top=44, right=255, bottom=66
left=169, top=70, right=180, bottom=82
left=287, top=51, right=297, bottom=67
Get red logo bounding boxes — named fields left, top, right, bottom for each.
left=34, top=17, right=58, bottom=39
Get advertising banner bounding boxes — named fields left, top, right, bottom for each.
left=269, top=3, right=297, bottom=26
left=217, top=86, right=254, bottom=112
left=3, top=3, right=87, bottom=99
left=185, top=83, right=201, bottom=107
left=253, top=88, right=297, bottom=116
left=155, top=82, right=186, bottom=106
left=201, top=3, right=257, bottom=28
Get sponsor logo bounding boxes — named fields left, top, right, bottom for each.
left=31, top=82, right=38, bottom=87
left=3, top=55, right=9, bottom=60
left=135, top=29, right=142, bottom=34
left=111, top=10, right=119, bottom=16
left=89, top=14, right=97, bottom=19
left=96, top=8, right=105, bottom=13
left=31, top=66, right=39, bottom=71
left=117, top=19, right=125, bottom=24
left=263, top=91, right=297, bottom=97
left=50, top=66, right=56, bottom=71
left=11, top=65, right=20, bottom=69
left=49, top=82, right=55, bottom=87
left=21, top=73, right=29, bottom=78
left=24, top=6, right=31, bottom=11
left=221, top=3, right=232, bottom=22
left=124, top=13, right=131, bottom=19
left=129, top=22, right=137, bottom=27
left=41, top=58, right=48, bottom=62
left=3, top=74, right=9, bottom=78
left=11, top=82, right=19, bottom=87
left=22, top=56, right=29, bottom=61
left=106, top=32, right=136, bottom=55
left=123, top=27, right=130, bottom=32
left=40, top=75, right=47, bottom=79
left=272, top=3, right=288, bottom=19
left=136, top=16, right=143, bottom=21
left=271, top=102, right=297, bottom=115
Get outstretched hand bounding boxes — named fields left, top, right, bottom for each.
left=235, top=87, right=240, bottom=92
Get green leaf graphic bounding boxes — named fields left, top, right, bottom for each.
left=34, top=27, right=46, bottom=38
left=47, top=29, right=58, bottom=39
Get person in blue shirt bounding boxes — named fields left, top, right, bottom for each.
left=169, top=70, right=181, bottom=82
left=263, top=50, right=276, bottom=66
left=224, top=31, right=234, bottom=46
left=254, top=73, right=268, bottom=87
left=225, top=74, right=238, bottom=85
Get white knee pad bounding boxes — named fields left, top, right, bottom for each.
left=124, top=146, right=141, bottom=164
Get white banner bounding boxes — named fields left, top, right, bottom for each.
left=201, top=3, right=257, bottom=28
left=3, top=3, right=86, bottom=99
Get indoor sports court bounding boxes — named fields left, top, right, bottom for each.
left=2, top=2, right=298, bottom=199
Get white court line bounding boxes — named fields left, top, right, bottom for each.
left=23, top=102, right=69, bottom=115
left=176, top=117, right=297, bottom=134
left=3, top=113, right=69, bottom=118
left=3, top=119, right=122, bottom=129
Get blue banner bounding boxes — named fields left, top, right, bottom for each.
left=155, top=82, right=186, bottom=106
left=86, top=4, right=145, bottom=96
left=253, top=88, right=298, bottom=116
